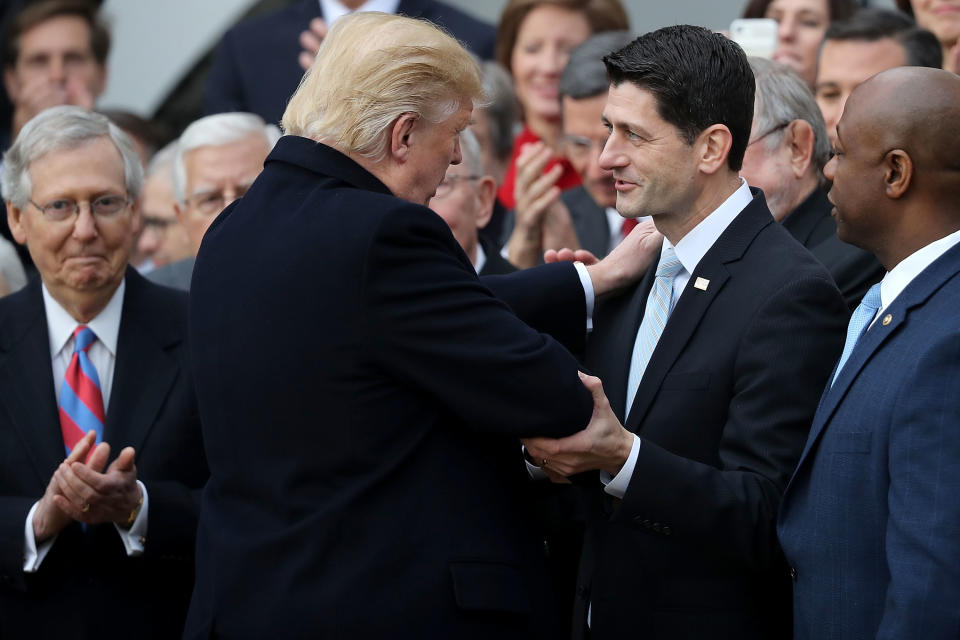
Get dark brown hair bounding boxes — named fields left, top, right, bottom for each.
left=495, top=0, right=630, bottom=73
left=2, top=0, right=110, bottom=69
left=741, top=0, right=857, bottom=22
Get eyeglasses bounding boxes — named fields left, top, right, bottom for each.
left=187, top=183, right=252, bottom=215
left=748, top=122, right=791, bottom=146
left=563, top=134, right=608, bottom=159
left=433, top=174, right=481, bottom=200
left=29, top=194, right=131, bottom=222
left=141, top=216, right=177, bottom=235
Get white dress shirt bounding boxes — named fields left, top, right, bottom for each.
left=24, top=280, right=149, bottom=571
left=603, top=179, right=753, bottom=498
left=319, top=0, right=401, bottom=25
left=605, top=207, right=651, bottom=252
left=870, top=227, right=960, bottom=327
left=473, top=241, right=486, bottom=274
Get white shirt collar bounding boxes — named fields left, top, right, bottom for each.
left=879, top=227, right=960, bottom=312
left=319, top=0, right=401, bottom=25
left=473, top=241, right=486, bottom=274
left=662, top=178, right=753, bottom=276
left=43, top=279, right=125, bottom=360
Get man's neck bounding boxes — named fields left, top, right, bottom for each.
left=658, top=173, right=742, bottom=246
left=45, top=281, right=121, bottom=324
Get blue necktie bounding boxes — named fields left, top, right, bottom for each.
left=626, top=247, right=684, bottom=416
left=831, top=282, right=883, bottom=387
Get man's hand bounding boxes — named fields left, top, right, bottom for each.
left=298, top=18, right=328, bottom=71
left=52, top=442, right=142, bottom=528
left=523, top=372, right=634, bottom=477
left=584, top=218, right=662, bottom=296
left=32, top=430, right=96, bottom=543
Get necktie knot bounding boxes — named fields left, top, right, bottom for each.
left=859, top=282, right=882, bottom=314
left=656, top=247, right=683, bottom=280
left=73, top=325, right=96, bottom=353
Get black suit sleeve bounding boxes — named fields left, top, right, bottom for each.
left=361, top=206, right=593, bottom=439
left=614, top=274, right=846, bottom=570
left=205, top=30, right=247, bottom=115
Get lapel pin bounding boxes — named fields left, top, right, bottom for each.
left=882, top=314, right=892, bottom=326
left=694, top=277, right=710, bottom=291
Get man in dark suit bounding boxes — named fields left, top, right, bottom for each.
left=741, top=56, right=882, bottom=310
left=185, top=14, right=653, bottom=639
left=429, top=129, right=516, bottom=276
left=0, top=107, right=206, bottom=638
left=778, top=67, right=960, bottom=640
left=205, top=0, right=496, bottom=126
left=524, top=26, right=848, bottom=638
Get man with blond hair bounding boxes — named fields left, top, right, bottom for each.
left=185, top=13, right=652, bottom=639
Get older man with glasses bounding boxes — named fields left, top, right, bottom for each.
left=147, top=112, right=279, bottom=291
left=0, top=105, right=207, bottom=638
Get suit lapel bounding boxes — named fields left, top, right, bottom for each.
left=0, top=280, right=66, bottom=485
left=624, top=194, right=772, bottom=432
left=795, top=242, right=960, bottom=469
left=103, top=271, right=181, bottom=453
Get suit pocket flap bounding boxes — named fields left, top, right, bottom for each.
left=449, top=562, right=531, bottom=614
left=833, top=431, right=872, bottom=453
left=661, top=372, right=710, bottom=390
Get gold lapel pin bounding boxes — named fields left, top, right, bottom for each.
left=694, top=277, right=710, bottom=291
left=882, top=314, right=892, bottom=326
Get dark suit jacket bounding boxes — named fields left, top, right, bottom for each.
left=577, top=191, right=848, bottom=639
left=185, top=136, right=595, bottom=639
left=781, top=187, right=883, bottom=310
left=205, top=0, right=497, bottom=125
left=0, top=269, right=207, bottom=639
left=778, top=241, right=960, bottom=640
left=478, top=238, right=517, bottom=276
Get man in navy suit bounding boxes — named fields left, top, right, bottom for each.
left=524, top=26, right=848, bottom=638
left=0, top=107, right=206, bottom=638
left=205, top=0, right=496, bottom=126
left=777, top=67, right=960, bottom=639
left=186, top=13, right=652, bottom=639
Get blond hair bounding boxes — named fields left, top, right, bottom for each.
left=282, top=12, right=484, bottom=161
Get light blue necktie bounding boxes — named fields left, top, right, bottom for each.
left=831, top=282, right=883, bottom=387
left=626, top=247, right=684, bottom=416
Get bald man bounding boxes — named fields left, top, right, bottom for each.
left=777, top=67, right=960, bottom=640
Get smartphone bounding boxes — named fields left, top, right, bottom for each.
left=730, top=18, right=778, bottom=59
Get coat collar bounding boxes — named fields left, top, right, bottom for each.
left=781, top=186, right=831, bottom=247
left=265, top=135, right=394, bottom=197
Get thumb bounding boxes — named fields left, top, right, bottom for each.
left=578, top=370, right=606, bottom=401
left=108, top=446, right=136, bottom=473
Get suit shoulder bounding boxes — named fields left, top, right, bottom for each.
left=223, top=0, right=310, bottom=40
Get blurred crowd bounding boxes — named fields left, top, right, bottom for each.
left=0, top=0, right=958, bottom=638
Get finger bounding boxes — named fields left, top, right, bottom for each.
left=52, top=494, right=86, bottom=521
left=526, top=185, right=561, bottom=219
left=515, top=145, right=553, bottom=190
left=309, top=17, right=328, bottom=38
left=55, top=463, right=90, bottom=508
left=543, top=249, right=559, bottom=263
left=298, top=51, right=315, bottom=71
left=108, top=446, right=136, bottom=473
left=572, top=249, right=599, bottom=265
left=65, top=431, right=97, bottom=464
left=520, top=155, right=561, bottom=196
left=299, top=29, right=322, bottom=55
left=86, top=441, right=111, bottom=473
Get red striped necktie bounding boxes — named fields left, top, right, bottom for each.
left=621, top=217, right=639, bottom=237
left=59, top=325, right=105, bottom=457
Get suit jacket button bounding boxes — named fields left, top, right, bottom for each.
left=662, top=526, right=672, bottom=536
left=789, top=567, right=798, bottom=580
left=652, top=522, right=662, bottom=533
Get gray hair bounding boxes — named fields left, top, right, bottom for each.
left=478, top=60, right=518, bottom=163
left=145, top=139, right=177, bottom=180
left=560, top=31, right=634, bottom=100
left=459, top=128, right=483, bottom=177
left=173, top=112, right=280, bottom=204
left=749, top=57, right=832, bottom=179
left=1, top=105, right=144, bottom=208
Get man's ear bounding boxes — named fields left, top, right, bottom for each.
left=173, top=200, right=186, bottom=224
left=128, top=198, right=142, bottom=236
left=474, top=176, right=497, bottom=230
left=883, top=149, right=913, bottom=199
left=6, top=201, right=27, bottom=245
left=785, top=119, right=815, bottom=179
left=3, top=67, right=19, bottom=102
left=389, top=113, right=420, bottom=164
left=695, top=124, right=733, bottom=175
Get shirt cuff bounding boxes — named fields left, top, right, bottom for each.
left=574, top=262, right=595, bottom=331
left=601, top=435, right=641, bottom=499
left=23, top=501, right=56, bottom=573
left=112, top=480, right=148, bottom=556
left=522, top=445, right=549, bottom=480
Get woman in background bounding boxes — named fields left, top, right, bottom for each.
left=896, top=0, right=960, bottom=72
left=742, top=0, right=856, bottom=87
left=494, top=0, right=628, bottom=209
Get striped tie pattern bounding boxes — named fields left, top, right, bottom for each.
left=59, top=325, right=105, bottom=455
left=625, top=248, right=684, bottom=416
left=831, top=282, right=883, bottom=387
